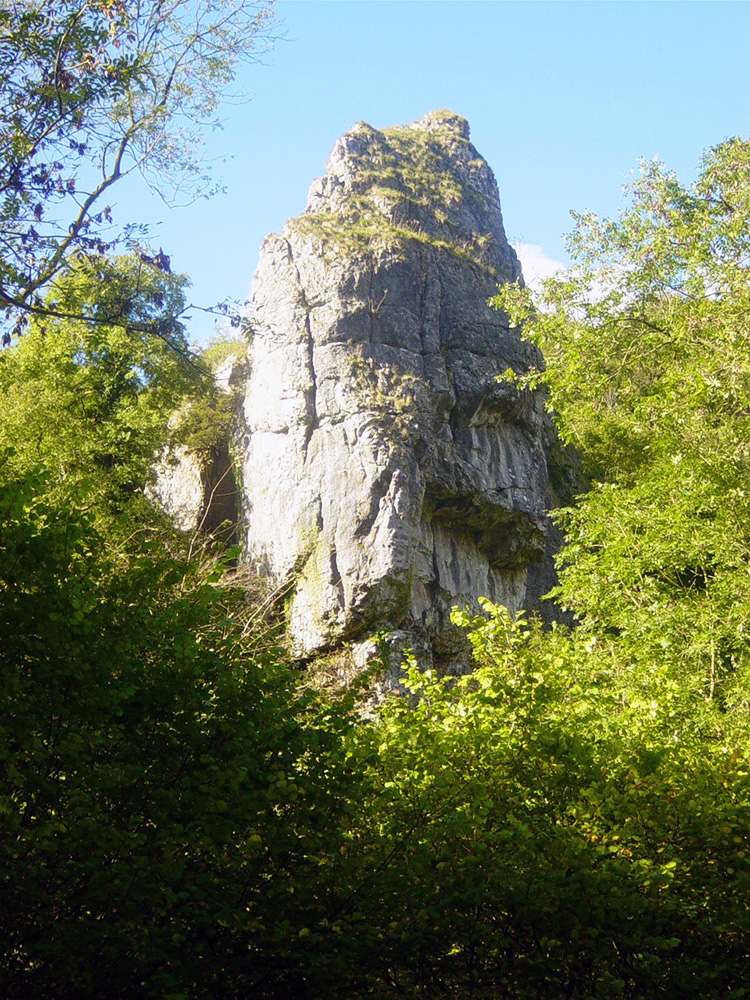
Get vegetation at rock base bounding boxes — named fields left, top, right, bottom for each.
left=0, top=462, right=362, bottom=999
left=3, top=44, right=750, bottom=992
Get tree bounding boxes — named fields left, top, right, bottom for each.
left=492, top=137, right=750, bottom=710
left=0, top=457, right=368, bottom=999
left=333, top=604, right=750, bottom=999
left=0, top=253, right=202, bottom=533
left=0, top=0, right=276, bottom=342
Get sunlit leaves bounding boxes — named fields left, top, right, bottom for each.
left=493, top=138, right=750, bottom=711
left=0, top=254, right=199, bottom=533
left=331, top=603, right=750, bottom=997
left=0, top=0, right=276, bottom=333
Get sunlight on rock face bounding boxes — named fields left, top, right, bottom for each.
left=237, top=112, right=559, bottom=668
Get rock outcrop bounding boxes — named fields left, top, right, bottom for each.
left=237, top=110, right=556, bottom=668
left=152, top=355, right=243, bottom=541
left=153, top=440, right=238, bottom=541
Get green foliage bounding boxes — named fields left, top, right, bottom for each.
left=5, top=120, right=750, bottom=997
left=171, top=333, right=246, bottom=458
left=173, top=390, right=236, bottom=459
left=0, top=462, right=363, bottom=999
left=4, top=502, right=749, bottom=999
left=0, top=0, right=276, bottom=334
left=331, top=603, right=750, bottom=998
left=200, top=332, right=248, bottom=372
left=455, top=138, right=750, bottom=994
left=0, top=255, right=200, bottom=533
left=492, top=137, right=750, bottom=705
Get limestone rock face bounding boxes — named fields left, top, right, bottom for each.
left=152, top=356, right=243, bottom=541
left=238, top=110, right=554, bottom=663
left=152, top=444, right=208, bottom=534
left=153, top=440, right=239, bottom=541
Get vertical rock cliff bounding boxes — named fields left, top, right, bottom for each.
left=238, top=110, right=555, bottom=666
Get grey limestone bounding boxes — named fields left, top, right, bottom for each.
left=237, top=110, right=556, bottom=666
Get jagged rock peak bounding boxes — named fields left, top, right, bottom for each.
left=300, top=109, right=518, bottom=281
left=239, top=112, right=555, bottom=669
left=411, top=108, right=471, bottom=139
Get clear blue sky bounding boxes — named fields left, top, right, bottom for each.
left=113, top=0, right=750, bottom=345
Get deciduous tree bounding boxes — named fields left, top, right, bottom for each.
left=0, top=253, right=198, bottom=530
left=0, top=0, right=276, bottom=342
left=493, top=138, right=750, bottom=709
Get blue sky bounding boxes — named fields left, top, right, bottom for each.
left=113, top=1, right=750, bottom=345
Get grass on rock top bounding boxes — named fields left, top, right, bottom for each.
left=289, top=122, right=503, bottom=277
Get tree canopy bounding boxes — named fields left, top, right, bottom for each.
left=493, top=137, right=750, bottom=712
left=0, top=0, right=275, bottom=341
left=0, top=253, right=201, bottom=538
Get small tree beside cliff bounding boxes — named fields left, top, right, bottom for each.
left=0, top=254, right=199, bottom=536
